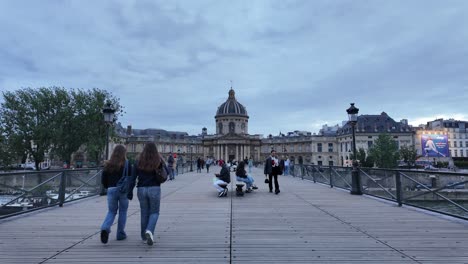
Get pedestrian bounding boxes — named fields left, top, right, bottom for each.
left=264, top=150, right=281, bottom=194
left=197, top=157, right=202, bottom=173
left=100, top=144, right=131, bottom=244
left=167, top=152, right=175, bottom=180
left=248, top=157, right=253, bottom=173
left=284, top=157, right=290, bottom=175
left=206, top=157, right=212, bottom=173
left=127, top=142, right=167, bottom=246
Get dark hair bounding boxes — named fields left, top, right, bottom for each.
left=271, top=150, right=276, bottom=153
left=236, top=161, right=246, bottom=176
left=105, top=145, right=126, bottom=173
left=138, top=142, right=162, bottom=172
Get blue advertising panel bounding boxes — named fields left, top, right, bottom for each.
left=421, top=134, right=449, bottom=157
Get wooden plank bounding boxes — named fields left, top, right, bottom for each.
left=1, top=167, right=468, bottom=263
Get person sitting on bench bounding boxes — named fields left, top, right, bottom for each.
left=235, top=161, right=257, bottom=193
left=213, top=160, right=231, bottom=197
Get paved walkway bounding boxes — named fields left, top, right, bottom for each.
left=1, top=167, right=468, bottom=263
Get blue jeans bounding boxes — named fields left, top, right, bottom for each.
left=237, top=176, right=254, bottom=189
left=137, top=186, right=161, bottom=240
left=284, top=165, right=289, bottom=175
left=168, top=167, right=175, bottom=180
left=100, top=187, right=129, bottom=240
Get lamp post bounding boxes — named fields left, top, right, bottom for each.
left=102, top=102, right=116, bottom=161
left=346, top=103, right=362, bottom=195
left=190, top=145, right=193, bottom=172
left=101, top=102, right=115, bottom=196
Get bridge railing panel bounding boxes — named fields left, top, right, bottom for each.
left=0, top=168, right=102, bottom=219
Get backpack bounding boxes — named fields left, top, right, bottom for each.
left=116, top=160, right=129, bottom=194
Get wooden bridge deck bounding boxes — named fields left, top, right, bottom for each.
left=1, top=167, right=468, bottom=263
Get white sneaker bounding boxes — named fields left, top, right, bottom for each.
left=145, top=231, right=154, bottom=246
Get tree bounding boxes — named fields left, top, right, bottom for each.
left=48, top=88, right=122, bottom=166
left=399, top=145, right=419, bottom=168
left=79, top=88, right=123, bottom=165
left=0, top=88, right=56, bottom=170
left=368, top=134, right=399, bottom=168
left=354, top=147, right=375, bottom=168
left=0, top=128, right=17, bottom=168
left=0, top=87, right=123, bottom=169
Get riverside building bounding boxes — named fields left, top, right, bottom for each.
left=105, top=88, right=463, bottom=167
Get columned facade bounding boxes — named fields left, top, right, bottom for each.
left=202, top=88, right=261, bottom=162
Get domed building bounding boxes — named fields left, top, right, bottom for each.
left=202, top=88, right=262, bottom=162
left=215, top=89, right=249, bottom=135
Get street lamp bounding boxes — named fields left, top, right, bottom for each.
left=102, top=102, right=116, bottom=161
left=190, top=144, right=193, bottom=172
left=346, top=103, right=362, bottom=195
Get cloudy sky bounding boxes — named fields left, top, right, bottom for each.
left=1, top=0, right=467, bottom=136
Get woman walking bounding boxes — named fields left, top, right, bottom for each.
left=100, top=145, right=130, bottom=244
left=128, top=142, right=165, bottom=246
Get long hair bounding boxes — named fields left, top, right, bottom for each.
left=105, top=145, right=127, bottom=173
left=236, top=161, right=246, bottom=176
left=138, top=142, right=161, bottom=172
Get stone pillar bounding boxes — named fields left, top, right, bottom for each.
left=223, top=144, right=228, bottom=161
left=224, top=145, right=228, bottom=162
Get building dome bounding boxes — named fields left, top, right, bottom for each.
left=215, top=89, right=248, bottom=118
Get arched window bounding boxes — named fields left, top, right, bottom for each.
left=229, top=122, right=235, bottom=133
left=218, top=123, right=223, bottom=134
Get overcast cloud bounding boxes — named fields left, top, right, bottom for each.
left=1, top=0, right=467, bottom=136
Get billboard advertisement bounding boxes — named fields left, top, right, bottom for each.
left=421, top=134, right=449, bottom=157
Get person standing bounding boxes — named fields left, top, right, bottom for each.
left=264, top=150, right=281, bottom=194
left=100, top=145, right=131, bottom=244
left=197, top=157, right=202, bottom=173
left=284, top=157, right=290, bottom=176
left=127, top=142, right=166, bottom=246
left=206, top=157, right=212, bottom=173
left=248, top=157, right=253, bottom=173
left=167, top=153, right=175, bottom=180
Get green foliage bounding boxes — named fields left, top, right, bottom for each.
left=399, top=145, right=419, bottom=168
left=454, top=160, right=468, bottom=168
left=355, top=148, right=375, bottom=167
left=368, top=133, right=399, bottom=168
left=0, top=87, right=122, bottom=169
left=436, top=161, right=449, bottom=168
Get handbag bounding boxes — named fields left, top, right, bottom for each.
left=264, top=178, right=269, bottom=184
left=116, top=160, right=129, bottom=194
left=155, top=162, right=168, bottom=184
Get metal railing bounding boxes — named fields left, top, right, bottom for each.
left=0, top=168, right=103, bottom=219
left=290, top=165, right=468, bottom=220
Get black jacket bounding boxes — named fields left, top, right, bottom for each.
left=101, top=163, right=131, bottom=189
left=217, top=165, right=231, bottom=183
left=264, top=157, right=282, bottom=176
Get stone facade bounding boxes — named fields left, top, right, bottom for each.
left=112, top=89, right=465, bottom=167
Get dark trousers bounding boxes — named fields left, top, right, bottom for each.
left=268, top=174, right=279, bottom=192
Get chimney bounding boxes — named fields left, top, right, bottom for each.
left=127, top=125, right=132, bottom=136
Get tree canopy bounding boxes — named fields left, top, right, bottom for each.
left=367, top=133, right=399, bottom=168
left=399, top=145, right=419, bottom=168
left=0, top=87, right=122, bottom=170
